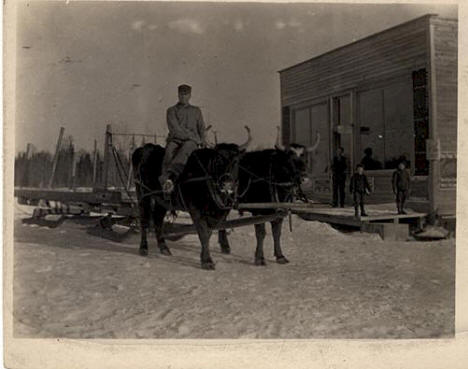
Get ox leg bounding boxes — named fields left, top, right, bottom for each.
left=138, top=196, right=151, bottom=256
left=152, top=206, right=171, bottom=256
left=271, top=218, right=289, bottom=264
left=218, top=230, right=231, bottom=254
left=191, top=210, right=215, bottom=270
left=254, top=223, right=267, bottom=266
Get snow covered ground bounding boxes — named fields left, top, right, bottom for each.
left=13, top=202, right=455, bottom=338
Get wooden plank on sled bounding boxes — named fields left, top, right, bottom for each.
left=22, top=215, right=66, bottom=228
left=14, top=188, right=124, bottom=204
left=86, top=225, right=137, bottom=242
left=237, top=202, right=322, bottom=210
left=215, top=213, right=285, bottom=229
left=161, top=213, right=286, bottom=239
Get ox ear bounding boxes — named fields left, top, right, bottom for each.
left=275, top=126, right=285, bottom=150
left=306, top=132, right=321, bottom=152
left=238, top=125, right=252, bottom=151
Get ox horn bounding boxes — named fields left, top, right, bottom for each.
left=306, top=132, right=321, bottom=152
left=274, top=125, right=285, bottom=150
left=238, top=125, right=252, bottom=151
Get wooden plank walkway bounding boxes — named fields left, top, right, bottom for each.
left=293, top=204, right=426, bottom=228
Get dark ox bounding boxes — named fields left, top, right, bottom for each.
left=218, top=129, right=319, bottom=265
left=132, top=133, right=250, bottom=270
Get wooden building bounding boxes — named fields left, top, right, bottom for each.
left=279, top=14, right=457, bottom=216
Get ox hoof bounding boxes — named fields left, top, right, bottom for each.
left=201, top=261, right=216, bottom=270
left=139, top=248, right=148, bottom=256
left=255, top=257, right=267, bottom=266
left=160, top=246, right=172, bottom=256
left=220, top=246, right=231, bottom=254
left=276, top=256, right=289, bottom=264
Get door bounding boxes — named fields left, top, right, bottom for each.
left=332, top=94, right=353, bottom=173
left=357, top=79, right=414, bottom=171
left=358, top=88, right=385, bottom=168
left=310, top=103, right=329, bottom=177
left=383, top=80, right=414, bottom=169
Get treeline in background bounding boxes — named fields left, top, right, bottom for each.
left=15, top=135, right=138, bottom=189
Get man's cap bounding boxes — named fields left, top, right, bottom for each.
left=178, top=84, right=192, bottom=94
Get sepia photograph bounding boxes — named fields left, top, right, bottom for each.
left=6, top=0, right=461, bottom=354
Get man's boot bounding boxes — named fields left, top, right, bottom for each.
left=400, top=203, right=407, bottom=215
left=162, top=179, right=174, bottom=194
left=360, top=204, right=368, bottom=217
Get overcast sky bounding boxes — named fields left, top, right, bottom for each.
left=15, top=1, right=457, bottom=153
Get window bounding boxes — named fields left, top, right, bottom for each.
left=357, top=79, right=414, bottom=170
left=292, top=102, right=329, bottom=176
left=412, top=69, right=429, bottom=176
left=281, top=106, right=290, bottom=147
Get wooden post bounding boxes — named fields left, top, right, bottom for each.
left=427, top=17, right=440, bottom=213
left=24, top=143, right=32, bottom=187
left=349, top=91, right=355, bottom=176
left=25, top=143, right=32, bottom=158
left=126, top=135, right=136, bottom=190
left=92, top=139, right=98, bottom=186
left=69, top=141, right=76, bottom=190
left=103, top=124, right=112, bottom=189
left=48, top=127, right=65, bottom=189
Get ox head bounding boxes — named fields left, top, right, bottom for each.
left=273, top=126, right=321, bottom=199
left=210, top=126, right=252, bottom=198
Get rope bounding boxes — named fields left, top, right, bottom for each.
left=235, top=159, right=300, bottom=204
left=237, top=164, right=295, bottom=188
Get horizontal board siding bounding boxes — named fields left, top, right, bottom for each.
left=283, top=31, right=428, bottom=85
left=284, top=51, right=426, bottom=91
left=284, top=32, right=426, bottom=83
left=280, top=18, right=429, bottom=106
left=282, top=50, right=427, bottom=101
left=433, top=18, right=458, bottom=153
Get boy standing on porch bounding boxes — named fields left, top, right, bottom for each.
left=349, top=164, right=371, bottom=218
left=392, top=161, right=411, bottom=214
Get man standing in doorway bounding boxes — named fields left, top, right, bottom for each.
left=159, top=84, right=206, bottom=193
left=331, top=147, right=347, bottom=207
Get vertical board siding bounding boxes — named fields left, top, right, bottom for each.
left=432, top=18, right=458, bottom=153
left=432, top=18, right=457, bottom=214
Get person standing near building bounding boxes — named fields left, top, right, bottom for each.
left=392, top=161, right=411, bottom=214
left=159, top=84, right=206, bottom=193
left=331, top=147, right=347, bottom=207
left=361, top=147, right=382, bottom=170
left=349, top=164, right=371, bottom=217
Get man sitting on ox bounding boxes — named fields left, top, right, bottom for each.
left=159, top=84, right=206, bottom=193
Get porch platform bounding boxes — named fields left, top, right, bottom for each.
left=293, top=203, right=427, bottom=228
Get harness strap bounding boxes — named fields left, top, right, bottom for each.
left=238, top=164, right=296, bottom=187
